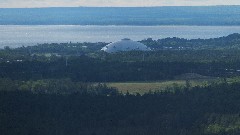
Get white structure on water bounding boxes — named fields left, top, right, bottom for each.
left=101, top=38, right=150, bottom=53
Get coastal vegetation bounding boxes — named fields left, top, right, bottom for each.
left=2, top=34, right=240, bottom=134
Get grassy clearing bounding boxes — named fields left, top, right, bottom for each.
left=107, top=79, right=216, bottom=95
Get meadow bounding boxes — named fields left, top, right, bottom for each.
left=107, top=79, right=208, bottom=94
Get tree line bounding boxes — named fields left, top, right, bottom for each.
left=1, top=52, right=240, bottom=82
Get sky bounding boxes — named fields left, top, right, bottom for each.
left=0, top=0, right=240, bottom=8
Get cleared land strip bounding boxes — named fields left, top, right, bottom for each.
left=107, top=79, right=217, bottom=95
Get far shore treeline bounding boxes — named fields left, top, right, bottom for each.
left=1, top=6, right=240, bottom=25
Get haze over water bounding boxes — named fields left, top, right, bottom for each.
left=1, top=25, right=240, bottom=48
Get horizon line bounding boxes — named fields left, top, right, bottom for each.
left=1, top=5, right=240, bottom=9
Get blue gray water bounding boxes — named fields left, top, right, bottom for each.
left=1, top=25, right=240, bottom=48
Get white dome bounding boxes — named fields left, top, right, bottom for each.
left=101, top=38, right=150, bottom=53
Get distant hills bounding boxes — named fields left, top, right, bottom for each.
left=1, top=6, right=240, bottom=25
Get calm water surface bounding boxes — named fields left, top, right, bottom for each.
left=1, top=25, right=240, bottom=48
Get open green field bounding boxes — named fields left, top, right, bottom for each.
left=107, top=76, right=240, bottom=95
left=107, top=79, right=217, bottom=95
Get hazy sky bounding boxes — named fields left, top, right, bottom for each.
left=0, top=0, right=240, bottom=8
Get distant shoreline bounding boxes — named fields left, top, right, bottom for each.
left=0, top=5, right=240, bottom=9
left=1, top=24, right=240, bottom=26
left=0, top=6, right=240, bottom=25
left=0, top=25, right=240, bottom=49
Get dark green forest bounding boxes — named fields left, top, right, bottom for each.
left=2, top=34, right=240, bottom=134
left=1, top=34, right=240, bottom=82
left=2, top=82, right=240, bottom=135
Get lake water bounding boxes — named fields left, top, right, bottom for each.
left=1, top=25, right=240, bottom=48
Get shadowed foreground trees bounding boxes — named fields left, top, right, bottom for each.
left=1, top=53, right=240, bottom=82
left=1, top=82, right=240, bottom=135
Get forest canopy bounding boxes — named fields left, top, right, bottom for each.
left=2, top=33, right=240, bottom=135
